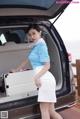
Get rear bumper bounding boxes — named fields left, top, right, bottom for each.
left=55, top=91, right=76, bottom=109
left=0, top=91, right=76, bottom=119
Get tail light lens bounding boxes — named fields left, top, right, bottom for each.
left=68, top=53, right=72, bottom=62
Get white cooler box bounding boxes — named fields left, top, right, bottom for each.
left=4, top=70, right=37, bottom=96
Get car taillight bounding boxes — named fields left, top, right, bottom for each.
left=68, top=53, right=72, bottom=62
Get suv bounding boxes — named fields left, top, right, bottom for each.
left=0, top=0, right=75, bottom=119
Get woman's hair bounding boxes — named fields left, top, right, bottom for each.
left=27, top=24, right=42, bottom=33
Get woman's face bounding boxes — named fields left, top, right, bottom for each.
left=28, top=28, right=41, bottom=42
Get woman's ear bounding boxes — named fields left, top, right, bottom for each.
left=40, top=31, right=42, bottom=36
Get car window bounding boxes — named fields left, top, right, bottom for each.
left=0, top=29, right=30, bottom=46
left=0, top=25, right=54, bottom=46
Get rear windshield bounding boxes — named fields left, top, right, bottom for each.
left=0, top=0, right=55, bottom=10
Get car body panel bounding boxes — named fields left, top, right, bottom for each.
left=0, top=0, right=72, bottom=19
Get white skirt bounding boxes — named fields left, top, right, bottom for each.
left=34, top=66, right=57, bottom=103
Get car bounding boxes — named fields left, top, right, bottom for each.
left=0, top=0, right=76, bottom=119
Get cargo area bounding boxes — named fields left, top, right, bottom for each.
left=0, top=26, right=63, bottom=103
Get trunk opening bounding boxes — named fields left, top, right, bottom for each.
left=0, top=23, right=62, bottom=103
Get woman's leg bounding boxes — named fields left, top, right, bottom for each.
left=40, top=102, right=50, bottom=119
left=49, top=103, right=63, bottom=119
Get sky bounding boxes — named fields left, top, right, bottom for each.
left=51, top=0, right=80, bottom=62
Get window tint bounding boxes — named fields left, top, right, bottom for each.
left=0, top=29, right=29, bottom=46
left=0, top=0, right=55, bottom=9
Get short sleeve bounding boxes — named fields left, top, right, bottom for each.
left=38, top=43, right=50, bottom=63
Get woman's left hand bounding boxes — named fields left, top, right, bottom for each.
left=34, top=78, right=41, bottom=88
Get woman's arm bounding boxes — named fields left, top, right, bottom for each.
left=16, top=59, right=28, bottom=71
left=34, top=62, right=50, bottom=80
left=11, top=59, right=28, bottom=72
left=33, top=62, right=50, bottom=88
left=34, top=62, right=50, bottom=79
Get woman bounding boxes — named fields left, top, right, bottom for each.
left=12, top=24, right=63, bottom=119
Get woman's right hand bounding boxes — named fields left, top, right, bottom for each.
left=9, top=69, right=17, bottom=73
left=10, top=68, right=23, bottom=73
left=10, top=59, right=28, bottom=73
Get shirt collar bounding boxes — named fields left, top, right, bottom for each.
left=34, top=38, right=45, bottom=46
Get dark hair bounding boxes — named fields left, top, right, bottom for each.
left=27, top=24, right=41, bottom=33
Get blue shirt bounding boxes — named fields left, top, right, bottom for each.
left=28, top=38, right=50, bottom=69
